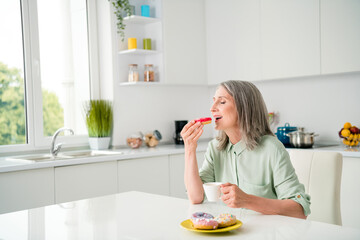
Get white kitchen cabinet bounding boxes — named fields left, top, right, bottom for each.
left=205, top=0, right=262, bottom=84
left=260, top=0, right=320, bottom=79
left=162, top=0, right=207, bottom=85
left=169, top=151, right=206, bottom=199
left=118, top=156, right=169, bottom=196
left=340, top=157, right=360, bottom=229
left=0, top=168, right=54, bottom=214
left=55, top=161, right=117, bottom=204
left=320, top=0, right=360, bottom=74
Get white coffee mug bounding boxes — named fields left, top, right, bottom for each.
left=203, top=182, right=223, bottom=202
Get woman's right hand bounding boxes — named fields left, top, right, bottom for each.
left=180, top=120, right=204, bottom=151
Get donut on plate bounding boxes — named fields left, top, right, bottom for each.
left=215, top=213, right=237, bottom=228
left=190, top=212, right=218, bottom=230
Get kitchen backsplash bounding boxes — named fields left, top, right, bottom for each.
left=112, top=72, right=360, bottom=147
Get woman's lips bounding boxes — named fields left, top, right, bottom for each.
left=214, top=116, right=223, bottom=122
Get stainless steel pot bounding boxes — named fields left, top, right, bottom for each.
left=286, top=128, right=319, bottom=148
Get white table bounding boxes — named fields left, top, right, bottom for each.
left=0, top=191, right=359, bottom=240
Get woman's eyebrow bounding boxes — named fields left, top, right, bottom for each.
left=216, top=96, right=227, bottom=99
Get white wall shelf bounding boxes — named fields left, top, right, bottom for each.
left=118, top=82, right=207, bottom=87
left=124, top=15, right=161, bottom=24
left=119, top=81, right=162, bottom=86
left=118, top=49, right=160, bottom=55
left=115, top=0, right=164, bottom=84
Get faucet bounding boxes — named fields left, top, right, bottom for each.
left=50, top=127, right=74, bottom=158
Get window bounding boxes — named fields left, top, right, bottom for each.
left=0, top=0, right=96, bottom=152
left=0, top=0, right=27, bottom=146
left=37, top=0, right=90, bottom=137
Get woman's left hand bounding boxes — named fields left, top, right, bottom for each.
left=220, top=183, right=250, bottom=208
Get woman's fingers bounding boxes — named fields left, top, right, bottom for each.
left=193, top=125, right=203, bottom=141
left=181, top=121, right=202, bottom=140
left=220, top=183, right=233, bottom=194
left=180, top=120, right=195, bottom=135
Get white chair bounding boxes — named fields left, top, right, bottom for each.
left=289, top=150, right=343, bottom=225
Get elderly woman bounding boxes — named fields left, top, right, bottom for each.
left=181, top=80, right=310, bottom=219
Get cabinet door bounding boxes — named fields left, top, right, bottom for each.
left=261, top=0, right=320, bottom=79
left=205, top=0, right=261, bottom=84
left=162, top=0, right=207, bottom=85
left=0, top=168, right=54, bottom=214
left=321, top=0, right=360, bottom=74
left=341, top=157, right=360, bottom=229
left=55, top=161, right=117, bottom=204
left=169, top=151, right=206, bottom=199
left=118, top=156, right=169, bottom=196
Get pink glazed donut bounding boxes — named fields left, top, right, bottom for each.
left=190, top=212, right=218, bottom=230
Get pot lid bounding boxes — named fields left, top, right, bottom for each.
left=287, top=128, right=317, bottom=136
left=277, top=122, right=297, bottom=131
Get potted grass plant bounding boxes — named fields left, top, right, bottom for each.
left=84, top=100, right=113, bottom=150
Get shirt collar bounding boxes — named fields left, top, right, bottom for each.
left=226, top=139, right=246, bottom=155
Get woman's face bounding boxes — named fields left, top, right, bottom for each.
left=210, top=86, right=239, bottom=131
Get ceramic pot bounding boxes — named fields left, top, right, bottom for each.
left=88, top=137, right=111, bottom=150
left=276, top=123, right=297, bottom=146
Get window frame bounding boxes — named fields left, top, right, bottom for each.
left=0, top=0, right=100, bottom=154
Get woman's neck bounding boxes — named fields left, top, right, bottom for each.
left=226, top=128, right=242, bottom=145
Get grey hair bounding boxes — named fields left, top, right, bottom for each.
left=216, top=80, right=274, bottom=151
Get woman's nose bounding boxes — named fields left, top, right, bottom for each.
left=210, top=102, right=217, bottom=112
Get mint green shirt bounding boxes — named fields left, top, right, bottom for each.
left=199, top=135, right=311, bottom=216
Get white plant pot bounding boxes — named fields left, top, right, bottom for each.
left=88, top=137, right=111, bottom=150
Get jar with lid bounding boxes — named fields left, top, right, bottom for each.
left=144, top=64, right=154, bottom=82
left=144, top=130, right=162, bottom=147
left=128, top=64, right=139, bottom=82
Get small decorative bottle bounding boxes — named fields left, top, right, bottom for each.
left=128, top=64, right=139, bottom=82
left=144, top=64, right=154, bottom=82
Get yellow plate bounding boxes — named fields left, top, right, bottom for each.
left=180, top=219, right=242, bottom=233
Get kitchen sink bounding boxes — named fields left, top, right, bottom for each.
left=5, top=150, right=122, bottom=163
left=60, top=150, right=121, bottom=158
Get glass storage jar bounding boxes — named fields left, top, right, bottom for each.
left=126, top=132, right=143, bottom=149
left=144, top=64, right=154, bottom=82
left=128, top=64, right=139, bottom=82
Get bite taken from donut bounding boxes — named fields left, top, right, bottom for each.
left=195, top=117, right=212, bottom=125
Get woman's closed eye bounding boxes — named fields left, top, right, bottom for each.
left=220, top=101, right=226, bottom=104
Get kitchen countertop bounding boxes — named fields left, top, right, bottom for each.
left=0, top=191, right=359, bottom=239
left=0, top=139, right=359, bottom=173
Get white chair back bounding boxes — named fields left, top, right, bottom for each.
left=289, top=150, right=343, bottom=225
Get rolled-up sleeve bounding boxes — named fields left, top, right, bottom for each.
left=273, top=148, right=311, bottom=216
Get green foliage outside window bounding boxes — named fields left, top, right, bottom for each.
left=42, top=89, right=64, bottom=137
left=0, top=62, right=64, bottom=145
left=0, top=62, right=26, bottom=144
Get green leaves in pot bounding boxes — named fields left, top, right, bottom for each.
left=84, top=100, right=113, bottom=138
